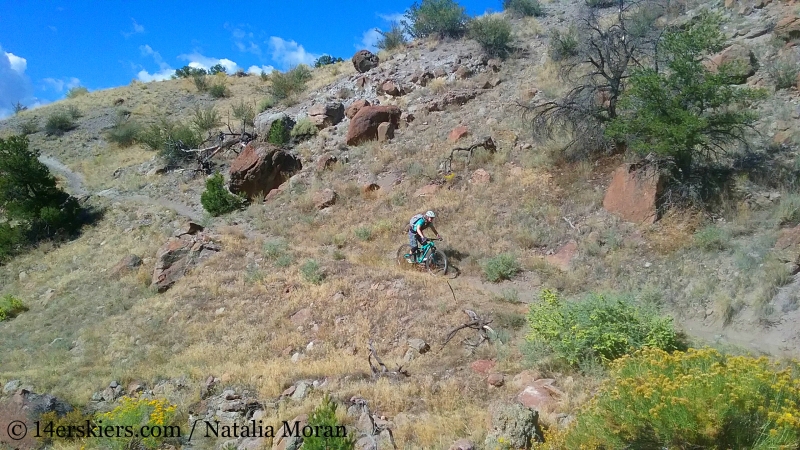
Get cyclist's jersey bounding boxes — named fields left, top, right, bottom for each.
left=410, top=215, right=428, bottom=233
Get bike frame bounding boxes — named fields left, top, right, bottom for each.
left=416, top=240, right=437, bottom=263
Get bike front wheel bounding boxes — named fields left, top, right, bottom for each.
left=426, top=249, right=448, bottom=276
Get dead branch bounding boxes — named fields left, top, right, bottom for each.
left=368, top=340, right=409, bottom=379
left=442, top=309, right=494, bottom=352
left=442, top=136, right=497, bottom=173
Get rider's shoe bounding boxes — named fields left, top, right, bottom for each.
left=404, top=254, right=413, bottom=263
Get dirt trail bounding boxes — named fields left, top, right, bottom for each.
left=39, top=155, right=203, bottom=221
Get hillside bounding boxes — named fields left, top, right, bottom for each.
left=3, top=0, right=800, bottom=449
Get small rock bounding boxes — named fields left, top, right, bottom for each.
left=407, top=338, right=430, bottom=354
left=377, top=122, right=395, bottom=142
left=3, top=380, right=21, bottom=394
left=18, top=271, right=27, bottom=281
left=291, top=382, right=309, bottom=401
left=448, top=125, right=470, bottom=143
left=470, top=359, right=496, bottom=374
left=449, top=439, right=476, bottom=450
left=487, top=373, right=505, bottom=387
left=291, top=352, right=302, bottom=363
left=471, top=169, right=491, bottom=185
left=313, top=189, right=338, bottom=209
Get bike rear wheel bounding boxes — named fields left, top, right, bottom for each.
left=426, top=249, right=448, bottom=276
left=396, top=244, right=414, bottom=267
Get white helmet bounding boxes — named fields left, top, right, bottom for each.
left=425, top=210, right=436, bottom=218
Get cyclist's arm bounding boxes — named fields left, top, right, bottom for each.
left=430, top=225, right=440, bottom=237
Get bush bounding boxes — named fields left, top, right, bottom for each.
left=290, top=118, right=318, bottom=141
left=209, top=63, right=227, bottom=75
left=192, top=74, right=209, bottom=92
left=303, top=395, right=355, bottom=450
left=263, top=238, right=289, bottom=260
left=314, top=55, right=344, bottom=67
left=45, top=111, right=77, bottom=136
left=526, top=289, right=683, bottom=368
left=301, top=259, right=324, bottom=284
left=268, top=117, right=294, bottom=145
left=66, top=86, right=88, bottom=98
left=0, top=223, right=25, bottom=261
left=377, top=23, right=408, bottom=50
left=549, top=27, right=579, bottom=61
left=94, top=397, right=178, bottom=450
left=605, top=12, right=767, bottom=180
left=209, top=82, right=228, bottom=98
left=231, top=100, right=255, bottom=127
left=0, top=135, right=82, bottom=237
left=174, top=65, right=207, bottom=78
left=693, top=224, right=730, bottom=251
left=36, top=410, right=94, bottom=446
left=200, top=173, right=244, bottom=216
left=191, top=105, right=221, bottom=132
left=138, top=118, right=203, bottom=167
left=18, top=118, right=38, bottom=135
left=258, top=96, right=276, bottom=112
left=482, top=253, right=520, bottom=282
left=403, top=0, right=470, bottom=39
left=468, top=15, right=513, bottom=57
left=504, top=0, right=544, bottom=17
left=768, top=53, right=800, bottom=90
left=270, top=65, right=312, bottom=101
left=107, top=112, right=142, bottom=147
left=0, top=294, right=27, bottom=321
left=547, top=348, right=800, bottom=449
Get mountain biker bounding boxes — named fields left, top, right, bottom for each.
left=407, top=210, right=441, bottom=262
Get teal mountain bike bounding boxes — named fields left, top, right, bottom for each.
left=396, top=238, right=448, bottom=276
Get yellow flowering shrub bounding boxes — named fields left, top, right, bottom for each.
left=93, top=396, right=178, bottom=450
left=539, top=348, right=800, bottom=449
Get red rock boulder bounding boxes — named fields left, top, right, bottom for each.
left=345, top=99, right=371, bottom=119
left=352, top=50, right=380, bottom=73
left=228, top=142, right=302, bottom=200
left=603, top=163, right=664, bottom=224
left=345, top=105, right=402, bottom=146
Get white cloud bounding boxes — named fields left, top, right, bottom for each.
left=378, top=13, right=405, bottom=24
left=42, top=77, right=81, bottom=93
left=268, top=37, right=317, bottom=69
left=0, top=46, right=34, bottom=118
left=137, top=68, right=175, bottom=82
left=179, top=52, right=241, bottom=73
left=247, top=65, right=275, bottom=75
left=358, top=29, right=382, bottom=52
left=122, top=18, right=145, bottom=38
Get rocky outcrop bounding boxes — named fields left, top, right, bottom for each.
left=228, top=142, right=302, bottom=199
left=484, top=403, right=542, bottom=450
left=774, top=15, right=800, bottom=41
left=345, top=99, right=371, bottom=119
left=545, top=240, right=578, bottom=271
left=313, top=189, right=338, bottom=209
left=108, top=254, right=142, bottom=279
left=352, top=50, right=380, bottom=73
left=708, top=44, right=756, bottom=83
left=345, top=105, right=402, bottom=145
left=308, top=102, right=345, bottom=129
left=603, top=163, right=664, bottom=224
left=151, top=227, right=220, bottom=292
left=424, top=89, right=480, bottom=112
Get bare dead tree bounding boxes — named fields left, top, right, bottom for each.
left=180, top=118, right=257, bottom=174
left=368, top=340, right=409, bottom=379
left=441, top=136, right=497, bottom=173
left=522, top=0, right=669, bottom=159
left=442, top=309, right=494, bottom=353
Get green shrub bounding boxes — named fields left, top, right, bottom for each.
left=138, top=118, right=202, bottom=167
left=403, top=0, right=470, bottom=39
left=549, top=27, right=579, bottom=61
left=774, top=193, right=800, bottom=227
left=175, top=65, right=208, bottom=78
left=209, top=63, right=227, bottom=75
left=258, top=96, right=276, bottom=112
left=301, top=259, right=324, bottom=284
left=270, top=65, right=312, bottom=101
left=191, top=105, right=221, bottom=132
left=468, top=15, right=513, bottom=58
left=693, top=224, right=729, bottom=251
left=769, top=55, right=800, bottom=90
left=354, top=226, right=372, bottom=241
left=193, top=74, right=209, bottom=92
left=200, top=173, right=244, bottom=216
left=231, top=100, right=255, bottom=127
left=107, top=112, right=142, bottom=147
left=0, top=294, right=27, bottom=321
left=482, top=253, right=520, bottom=282
left=18, top=118, right=38, bottom=135
left=377, top=23, right=408, bottom=50
left=303, top=395, right=355, bottom=450
left=290, top=118, right=318, bottom=141
left=94, top=397, right=178, bottom=450
left=45, top=111, right=77, bottom=136
left=268, top=117, right=294, bottom=145
left=504, top=0, right=544, bottom=17
left=0, top=223, right=25, bottom=261
left=548, top=348, right=800, bottom=449
left=263, top=238, right=288, bottom=259
left=314, top=55, right=344, bottom=67
left=67, top=105, right=82, bottom=119
left=526, top=289, right=683, bottom=368
left=65, top=86, right=88, bottom=98
left=209, top=82, right=228, bottom=98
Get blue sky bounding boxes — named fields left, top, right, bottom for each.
left=0, top=0, right=500, bottom=117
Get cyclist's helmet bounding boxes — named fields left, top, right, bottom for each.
left=425, top=210, right=436, bottom=219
